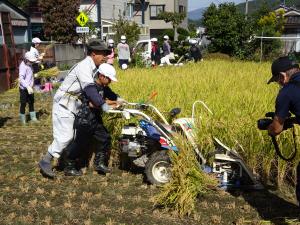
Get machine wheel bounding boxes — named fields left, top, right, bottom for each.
left=145, top=151, right=171, bottom=185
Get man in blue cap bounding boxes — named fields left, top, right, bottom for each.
left=267, top=56, right=300, bottom=206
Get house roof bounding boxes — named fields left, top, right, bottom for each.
left=0, top=0, right=30, bottom=19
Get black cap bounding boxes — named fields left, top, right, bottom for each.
left=268, top=56, right=299, bottom=84
left=87, top=38, right=110, bottom=53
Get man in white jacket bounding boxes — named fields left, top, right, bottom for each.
left=38, top=39, right=112, bottom=178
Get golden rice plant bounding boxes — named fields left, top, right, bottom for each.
left=154, top=135, right=218, bottom=216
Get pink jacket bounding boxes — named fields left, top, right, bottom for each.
left=107, top=49, right=114, bottom=65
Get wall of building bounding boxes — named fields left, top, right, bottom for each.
left=80, top=0, right=126, bottom=22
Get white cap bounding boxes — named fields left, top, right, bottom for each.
left=121, top=35, right=126, bottom=40
left=121, top=64, right=128, bottom=70
left=25, top=51, right=38, bottom=62
left=98, top=63, right=117, bottom=82
left=163, top=35, right=169, bottom=40
left=150, top=38, right=158, bottom=42
left=108, top=39, right=114, bottom=44
left=32, top=37, right=42, bottom=44
left=189, top=39, right=197, bottom=45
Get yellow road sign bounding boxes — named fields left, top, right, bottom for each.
left=76, top=12, right=89, bottom=27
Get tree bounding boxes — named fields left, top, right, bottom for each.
left=157, top=12, right=186, bottom=41
left=202, top=3, right=251, bottom=58
left=112, top=16, right=141, bottom=47
left=9, top=0, right=29, bottom=8
left=39, top=0, right=80, bottom=43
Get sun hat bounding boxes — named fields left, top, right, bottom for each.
left=108, top=39, right=114, bottom=44
left=25, top=51, right=38, bottom=62
left=150, top=38, right=158, bottom=42
left=268, top=56, right=299, bottom=84
left=121, top=35, right=126, bottom=40
left=87, top=38, right=111, bottom=53
left=32, top=37, right=42, bottom=44
left=163, top=35, right=169, bottom=40
left=98, top=63, right=117, bottom=82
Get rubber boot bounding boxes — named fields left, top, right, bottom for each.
left=38, top=159, right=55, bottom=178
left=94, top=151, right=111, bottom=174
left=19, top=113, right=26, bottom=125
left=29, top=111, right=39, bottom=122
left=64, top=160, right=82, bottom=176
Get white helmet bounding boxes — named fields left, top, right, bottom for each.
left=189, top=39, right=198, bottom=45
left=121, top=35, right=126, bottom=40
left=108, top=39, right=114, bottom=44
left=163, top=35, right=169, bottom=40
left=98, top=63, right=117, bottom=82
left=121, top=64, right=128, bottom=70
left=150, top=38, right=158, bottom=42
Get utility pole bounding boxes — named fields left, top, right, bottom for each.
left=141, top=0, right=145, bottom=24
left=96, top=0, right=102, bottom=39
left=245, top=0, right=249, bottom=20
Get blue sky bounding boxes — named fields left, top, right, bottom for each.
left=188, top=0, right=246, bottom=11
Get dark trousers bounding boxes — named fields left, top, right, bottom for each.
left=67, top=123, right=111, bottom=161
left=118, top=59, right=129, bottom=68
left=19, top=88, right=34, bottom=114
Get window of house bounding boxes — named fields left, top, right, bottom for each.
left=149, top=5, right=165, bottom=20
left=179, top=5, right=186, bottom=13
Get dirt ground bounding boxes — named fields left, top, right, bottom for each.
left=0, top=90, right=299, bottom=225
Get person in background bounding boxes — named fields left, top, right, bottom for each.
left=189, top=39, right=202, bottom=63
left=30, top=37, right=45, bottom=74
left=63, top=63, right=123, bottom=176
left=150, top=38, right=160, bottom=67
left=107, top=39, right=115, bottom=65
left=160, top=35, right=172, bottom=66
left=19, top=51, right=39, bottom=125
left=266, top=56, right=300, bottom=206
left=117, top=35, right=131, bottom=69
left=38, top=39, right=111, bottom=178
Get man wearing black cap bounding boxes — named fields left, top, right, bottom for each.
left=39, top=39, right=112, bottom=178
left=267, top=56, right=300, bottom=206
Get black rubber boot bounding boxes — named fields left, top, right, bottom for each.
left=64, top=160, right=82, bottom=176
left=94, top=151, right=111, bottom=174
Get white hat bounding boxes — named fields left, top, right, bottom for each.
left=32, top=37, right=42, bottom=44
left=108, top=39, right=114, bottom=44
left=163, top=35, right=169, bottom=40
left=189, top=39, right=197, bottom=45
left=121, top=64, right=128, bottom=70
left=150, top=38, right=158, bottom=42
left=25, top=51, right=38, bottom=62
left=121, top=35, right=126, bottom=40
left=98, top=63, right=117, bottom=82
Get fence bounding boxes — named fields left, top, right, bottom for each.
left=0, top=43, right=86, bottom=93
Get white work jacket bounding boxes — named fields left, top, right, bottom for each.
left=54, top=56, right=97, bottom=114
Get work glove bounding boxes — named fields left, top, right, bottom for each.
left=128, top=57, right=132, bottom=63
left=26, top=86, right=34, bottom=94
left=117, top=97, right=128, bottom=105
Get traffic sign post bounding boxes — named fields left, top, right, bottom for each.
left=76, top=27, right=89, bottom=33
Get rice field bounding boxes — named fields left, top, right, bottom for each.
left=0, top=59, right=299, bottom=224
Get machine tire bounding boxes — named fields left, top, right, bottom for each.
left=145, top=151, right=171, bottom=185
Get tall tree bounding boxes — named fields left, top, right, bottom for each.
left=202, top=3, right=251, bottom=57
left=157, top=12, right=186, bottom=41
left=39, top=0, right=80, bottom=43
